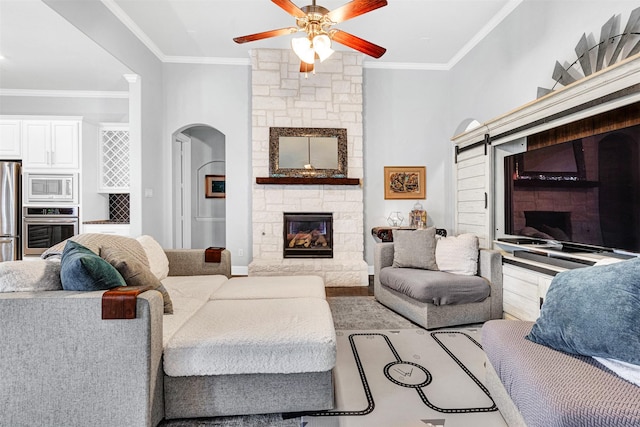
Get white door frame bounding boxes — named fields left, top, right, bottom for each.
left=174, top=133, right=192, bottom=248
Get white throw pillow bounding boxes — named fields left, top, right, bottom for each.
left=435, top=233, right=479, bottom=276
left=136, top=235, right=170, bottom=280
left=0, top=259, right=62, bottom=292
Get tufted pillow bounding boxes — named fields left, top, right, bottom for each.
left=101, top=246, right=173, bottom=314
left=136, top=235, right=170, bottom=280
left=392, top=228, right=438, bottom=270
left=435, top=233, right=479, bottom=276
left=60, top=240, right=126, bottom=291
left=0, top=259, right=62, bottom=292
left=527, top=257, right=640, bottom=365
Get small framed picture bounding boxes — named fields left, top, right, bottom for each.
left=384, top=166, right=426, bottom=199
left=205, top=175, right=225, bottom=198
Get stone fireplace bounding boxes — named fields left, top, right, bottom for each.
left=248, top=48, right=368, bottom=287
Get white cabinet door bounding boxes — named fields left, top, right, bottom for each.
left=98, top=124, right=129, bottom=193
left=22, top=120, right=79, bottom=170
left=22, top=121, right=51, bottom=168
left=0, top=120, right=22, bottom=159
left=50, top=121, right=79, bottom=169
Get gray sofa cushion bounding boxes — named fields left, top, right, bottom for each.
left=392, top=228, right=438, bottom=270
left=379, top=266, right=490, bottom=305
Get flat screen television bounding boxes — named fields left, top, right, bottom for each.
left=504, top=123, right=640, bottom=254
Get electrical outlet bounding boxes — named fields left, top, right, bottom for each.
left=238, top=249, right=244, bottom=257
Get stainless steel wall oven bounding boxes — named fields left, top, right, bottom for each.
left=22, top=207, right=79, bottom=256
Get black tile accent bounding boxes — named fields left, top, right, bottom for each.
left=109, top=193, right=130, bottom=222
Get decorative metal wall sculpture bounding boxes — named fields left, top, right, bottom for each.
left=538, top=7, right=640, bottom=98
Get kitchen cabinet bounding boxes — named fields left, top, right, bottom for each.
left=0, top=120, right=22, bottom=159
left=98, top=124, right=129, bottom=193
left=22, top=120, right=80, bottom=170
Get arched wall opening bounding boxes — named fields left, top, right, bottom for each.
left=171, top=124, right=226, bottom=249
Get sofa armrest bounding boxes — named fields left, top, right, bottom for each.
left=478, top=249, right=503, bottom=320
left=164, top=249, right=231, bottom=277
left=0, top=289, right=164, bottom=427
left=373, top=242, right=395, bottom=294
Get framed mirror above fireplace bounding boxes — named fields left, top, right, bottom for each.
left=269, top=127, right=347, bottom=178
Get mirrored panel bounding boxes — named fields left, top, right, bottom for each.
left=269, top=127, right=347, bottom=177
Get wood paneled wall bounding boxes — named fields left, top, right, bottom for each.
left=528, top=102, right=640, bottom=150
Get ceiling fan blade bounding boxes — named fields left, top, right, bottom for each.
left=331, top=30, right=386, bottom=58
left=233, top=27, right=297, bottom=44
left=272, top=0, right=306, bottom=18
left=327, top=0, right=387, bottom=24
left=300, top=61, right=314, bottom=73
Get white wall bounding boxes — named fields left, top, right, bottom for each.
left=46, top=0, right=166, bottom=244
left=362, top=68, right=453, bottom=267
left=163, top=63, right=251, bottom=268
left=449, top=1, right=640, bottom=126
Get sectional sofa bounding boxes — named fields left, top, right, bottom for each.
left=0, top=234, right=336, bottom=427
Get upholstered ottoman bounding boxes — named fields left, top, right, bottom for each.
left=163, top=294, right=336, bottom=418
left=211, top=275, right=326, bottom=300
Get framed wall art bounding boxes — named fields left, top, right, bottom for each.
left=205, top=175, right=225, bottom=198
left=384, top=166, right=426, bottom=199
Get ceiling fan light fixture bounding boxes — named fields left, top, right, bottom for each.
left=312, top=33, right=334, bottom=62
left=291, top=36, right=315, bottom=64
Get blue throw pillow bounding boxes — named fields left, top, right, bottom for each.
left=526, top=257, right=640, bottom=365
left=60, top=240, right=126, bottom=291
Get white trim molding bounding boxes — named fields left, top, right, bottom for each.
left=0, top=89, right=128, bottom=99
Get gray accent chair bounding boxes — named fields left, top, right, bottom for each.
left=374, top=242, right=503, bottom=329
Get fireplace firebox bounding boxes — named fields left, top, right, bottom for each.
left=283, top=212, right=333, bottom=258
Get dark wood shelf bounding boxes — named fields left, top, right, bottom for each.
left=256, top=177, right=360, bottom=185
left=513, top=180, right=599, bottom=188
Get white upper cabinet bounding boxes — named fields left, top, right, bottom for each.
left=0, top=120, right=22, bottom=159
left=98, top=124, right=130, bottom=193
left=22, top=119, right=80, bottom=170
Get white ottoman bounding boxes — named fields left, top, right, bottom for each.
left=210, top=275, right=326, bottom=300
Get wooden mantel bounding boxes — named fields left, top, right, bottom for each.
left=256, top=177, right=361, bottom=185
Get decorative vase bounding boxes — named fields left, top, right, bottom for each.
left=410, top=202, right=427, bottom=228
left=387, top=211, right=404, bottom=227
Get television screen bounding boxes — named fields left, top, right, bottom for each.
left=504, top=123, right=640, bottom=254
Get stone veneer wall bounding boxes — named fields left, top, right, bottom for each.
left=248, top=49, right=368, bottom=287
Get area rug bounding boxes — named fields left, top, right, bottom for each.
left=160, top=298, right=504, bottom=427
left=300, top=328, right=506, bottom=427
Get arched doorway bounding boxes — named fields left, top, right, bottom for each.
left=172, top=125, right=226, bottom=249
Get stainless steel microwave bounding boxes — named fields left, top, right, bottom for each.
left=24, top=173, right=78, bottom=204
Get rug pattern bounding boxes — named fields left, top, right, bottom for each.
left=302, top=329, right=505, bottom=427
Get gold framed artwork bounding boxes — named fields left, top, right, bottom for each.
left=384, top=166, right=426, bottom=199
left=205, top=175, right=225, bottom=198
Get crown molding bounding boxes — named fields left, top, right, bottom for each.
left=0, top=89, right=129, bottom=98
left=101, top=0, right=165, bottom=60
left=363, top=61, right=449, bottom=71
left=446, top=0, right=523, bottom=70
left=163, top=56, right=251, bottom=66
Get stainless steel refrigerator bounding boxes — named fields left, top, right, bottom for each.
left=0, top=161, right=21, bottom=261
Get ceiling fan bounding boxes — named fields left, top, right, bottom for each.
left=233, top=0, right=387, bottom=72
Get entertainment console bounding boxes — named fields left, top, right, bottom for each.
left=494, top=238, right=634, bottom=321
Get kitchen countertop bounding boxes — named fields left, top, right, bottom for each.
left=83, top=220, right=130, bottom=225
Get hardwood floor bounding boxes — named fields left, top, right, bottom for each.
left=325, top=276, right=374, bottom=297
